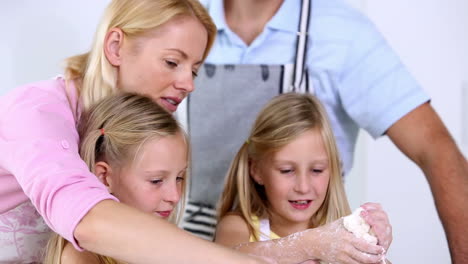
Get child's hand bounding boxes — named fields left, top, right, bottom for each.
left=360, top=202, right=393, bottom=251
left=307, top=218, right=385, bottom=264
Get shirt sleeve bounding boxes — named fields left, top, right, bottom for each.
left=0, top=85, right=118, bottom=250
left=338, top=13, right=430, bottom=138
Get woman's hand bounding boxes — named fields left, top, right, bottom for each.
left=305, top=218, right=386, bottom=264
left=360, top=203, right=393, bottom=252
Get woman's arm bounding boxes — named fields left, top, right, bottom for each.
left=61, top=242, right=101, bottom=264
left=75, top=200, right=268, bottom=264
left=215, top=215, right=386, bottom=264
left=1, top=85, right=268, bottom=264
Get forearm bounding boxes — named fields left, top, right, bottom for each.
left=233, top=230, right=315, bottom=264
left=74, top=200, right=260, bottom=264
left=420, top=143, right=468, bottom=263
left=387, top=103, right=468, bottom=263
left=234, top=223, right=385, bottom=264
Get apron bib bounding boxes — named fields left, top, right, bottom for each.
left=180, top=0, right=312, bottom=240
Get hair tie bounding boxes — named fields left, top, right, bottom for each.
left=100, top=128, right=105, bottom=136
left=245, top=139, right=250, bottom=145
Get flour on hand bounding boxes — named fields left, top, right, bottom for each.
left=343, top=207, right=378, bottom=244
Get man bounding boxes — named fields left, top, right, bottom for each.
left=182, top=0, right=467, bottom=262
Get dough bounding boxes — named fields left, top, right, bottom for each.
left=343, top=207, right=378, bottom=244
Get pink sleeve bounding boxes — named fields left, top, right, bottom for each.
left=0, top=84, right=118, bottom=250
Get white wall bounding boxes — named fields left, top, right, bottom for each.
left=1, top=1, right=466, bottom=263
left=0, top=1, right=110, bottom=95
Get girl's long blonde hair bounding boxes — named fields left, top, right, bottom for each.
left=44, top=93, right=189, bottom=263
left=65, top=0, right=216, bottom=109
left=218, top=93, right=351, bottom=241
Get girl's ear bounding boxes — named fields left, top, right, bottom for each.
left=104, top=27, right=125, bottom=66
left=94, top=161, right=114, bottom=193
left=250, top=161, right=264, bottom=185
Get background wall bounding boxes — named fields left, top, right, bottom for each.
left=0, top=1, right=111, bottom=95
left=1, top=1, right=466, bottom=263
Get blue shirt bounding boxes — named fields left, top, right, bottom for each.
left=204, top=0, right=430, bottom=173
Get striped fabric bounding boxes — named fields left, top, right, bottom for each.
left=181, top=201, right=217, bottom=241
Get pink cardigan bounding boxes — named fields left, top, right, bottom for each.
left=0, top=77, right=117, bottom=249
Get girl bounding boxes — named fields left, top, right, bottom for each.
left=0, top=0, right=266, bottom=263
left=45, top=93, right=189, bottom=263
left=216, top=93, right=392, bottom=264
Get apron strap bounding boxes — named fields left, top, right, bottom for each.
left=289, top=0, right=312, bottom=94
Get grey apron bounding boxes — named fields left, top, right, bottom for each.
left=179, top=0, right=312, bottom=240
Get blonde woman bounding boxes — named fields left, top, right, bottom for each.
left=215, top=93, right=392, bottom=263
left=0, top=0, right=268, bottom=263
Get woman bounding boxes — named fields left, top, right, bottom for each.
left=0, top=1, right=269, bottom=263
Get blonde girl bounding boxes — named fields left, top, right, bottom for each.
left=216, top=93, right=392, bottom=263
left=44, top=93, right=188, bottom=263
left=1, top=0, right=268, bottom=263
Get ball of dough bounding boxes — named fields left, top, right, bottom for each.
left=343, top=207, right=378, bottom=245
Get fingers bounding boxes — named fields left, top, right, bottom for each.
left=354, top=251, right=385, bottom=264
left=350, top=252, right=385, bottom=264
left=338, top=232, right=384, bottom=264
left=313, top=219, right=385, bottom=264
left=361, top=202, right=382, bottom=211
left=361, top=209, right=390, bottom=236
left=360, top=204, right=393, bottom=250
left=361, top=206, right=388, bottom=225
left=331, top=240, right=383, bottom=264
left=352, top=236, right=385, bottom=255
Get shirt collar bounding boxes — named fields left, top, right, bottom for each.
left=207, top=0, right=228, bottom=32
left=267, top=0, right=300, bottom=33
left=207, top=0, right=300, bottom=33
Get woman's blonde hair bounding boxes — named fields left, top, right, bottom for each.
left=65, top=0, right=216, bottom=109
left=44, top=93, right=189, bottom=263
left=218, top=93, right=351, bottom=241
